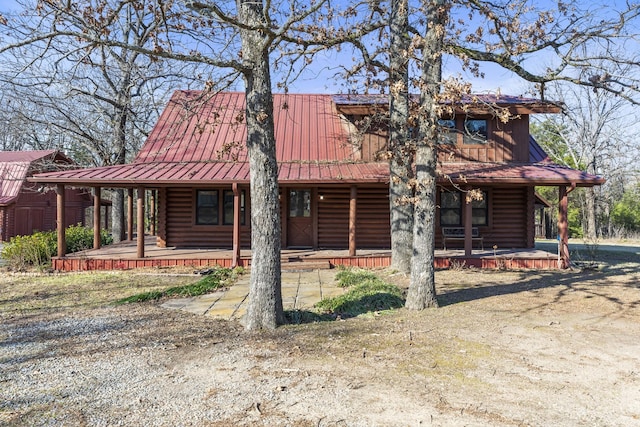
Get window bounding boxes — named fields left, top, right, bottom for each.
left=437, top=119, right=457, bottom=144
left=440, top=191, right=461, bottom=226
left=463, top=119, right=488, bottom=144
left=440, top=190, right=488, bottom=226
left=196, top=190, right=218, bottom=225
left=223, top=189, right=246, bottom=225
left=289, top=190, right=311, bottom=217
left=472, top=192, right=488, bottom=226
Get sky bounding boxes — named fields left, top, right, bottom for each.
left=0, top=0, right=633, bottom=98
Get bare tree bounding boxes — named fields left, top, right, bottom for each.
left=532, top=79, right=639, bottom=239
left=0, top=0, right=372, bottom=329
left=0, top=0, right=209, bottom=242
left=400, top=0, right=640, bottom=308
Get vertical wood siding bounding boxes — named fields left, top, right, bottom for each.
left=0, top=186, right=90, bottom=241
left=436, top=116, right=530, bottom=163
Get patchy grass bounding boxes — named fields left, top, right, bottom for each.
left=315, top=268, right=405, bottom=318
left=334, top=267, right=380, bottom=287
left=0, top=271, right=197, bottom=318
left=117, top=267, right=243, bottom=304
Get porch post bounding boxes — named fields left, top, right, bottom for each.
left=127, top=188, right=134, bottom=241
left=137, top=186, right=145, bottom=258
left=232, top=183, right=241, bottom=267
left=56, top=184, right=66, bottom=257
left=464, top=193, right=473, bottom=256
left=558, top=185, right=571, bottom=269
left=93, top=186, right=101, bottom=250
left=349, top=185, right=357, bottom=256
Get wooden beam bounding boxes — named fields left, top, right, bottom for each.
left=137, top=187, right=145, bottom=258
left=127, top=188, right=134, bottom=241
left=349, top=185, right=357, bottom=256
left=232, top=183, right=241, bottom=267
left=93, top=186, right=101, bottom=250
left=464, top=193, right=473, bottom=256
left=558, top=185, right=570, bottom=269
left=56, top=184, right=66, bottom=257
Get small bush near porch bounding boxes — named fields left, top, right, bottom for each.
left=0, top=224, right=112, bottom=270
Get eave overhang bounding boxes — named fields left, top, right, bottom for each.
left=438, top=162, right=605, bottom=187
left=28, top=161, right=391, bottom=187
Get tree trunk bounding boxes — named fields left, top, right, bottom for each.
left=111, top=189, right=126, bottom=242
left=110, top=95, right=130, bottom=243
left=238, top=0, right=284, bottom=330
left=388, top=0, right=414, bottom=274
left=405, top=0, right=445, bottom=310
left=584, top=186, right=597, bottom=240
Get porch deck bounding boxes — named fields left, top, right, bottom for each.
left=51, top=236, right=560, bottom=271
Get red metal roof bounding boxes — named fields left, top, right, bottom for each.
left=135, top=91, right=356, bottom=164
left=440, top=162, right=604, bottom=186
left=0, top=150, right=71, bottom=206
left=29, top=161, right=390, bottom=186
left=29, top=92, right=601, bottom=188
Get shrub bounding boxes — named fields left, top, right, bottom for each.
left=1, top=225, right=113, bottom=270
left=65, top=224, right=113, bottom=253
left=0, top=231, right=57, bottom=270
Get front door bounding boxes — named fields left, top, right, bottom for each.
left=287, top=189, right=313, bottom=248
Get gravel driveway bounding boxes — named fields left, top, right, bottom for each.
left=2, top=255, right=640, bottom=426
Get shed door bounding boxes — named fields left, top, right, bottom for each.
left=287, top=189, right=313, bottom=248
left=15, top=207, right=45, bottom=236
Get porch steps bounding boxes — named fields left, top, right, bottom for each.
left=281, top=258, right=332, bottom=271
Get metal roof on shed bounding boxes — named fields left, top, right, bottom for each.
left=0, top=150, right=71, bottom=206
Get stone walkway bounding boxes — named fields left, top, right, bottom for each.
left=161, top=269, right=344, bottom=323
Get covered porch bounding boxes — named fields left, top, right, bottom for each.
left=50, top=235, right=560, bottom=271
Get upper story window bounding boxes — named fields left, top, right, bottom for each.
left=463, top=119, right=488, bottom=145
left=437, top=119, right=457, bottom=145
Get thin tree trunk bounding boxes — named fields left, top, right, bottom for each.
left=110, top=97, right=129, bottom=243
left=405, top=0, right=445, bottom=310
left=389, top=0, right=414, bottom=274
left=584, top=186, right=597, bottom=239
left=111, top=189, right=126, bottom=242
left=238, top=0, right=284, bottom=330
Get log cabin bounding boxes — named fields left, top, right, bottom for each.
left=30, top=91, right=604, bottom=268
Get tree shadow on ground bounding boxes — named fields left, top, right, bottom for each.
left=437, top=259, right=640, bottom=314
left=285, top=292, right=405, bottom=324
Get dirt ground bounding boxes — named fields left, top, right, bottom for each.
left=1, top=244, right=639, bottom=426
